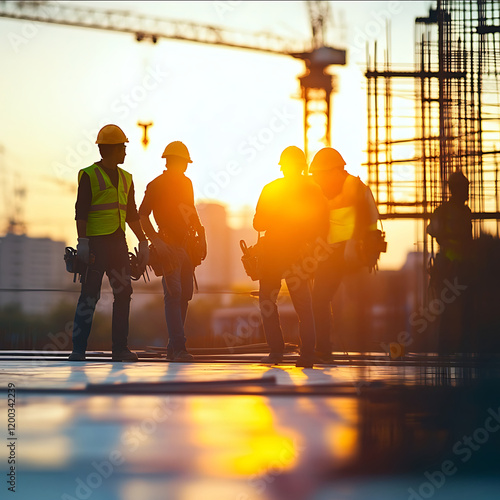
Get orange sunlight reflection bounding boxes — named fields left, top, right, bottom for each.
left=189, top=396, right=298, bottom=477
left=324, top=398, right=358, bottom=462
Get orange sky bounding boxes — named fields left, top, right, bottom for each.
left=0, top=1, right=430, bottom=269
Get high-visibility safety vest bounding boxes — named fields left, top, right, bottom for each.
left=78, top=164, right=132, bottom=236
left=327, top=174, right=378, bottom=244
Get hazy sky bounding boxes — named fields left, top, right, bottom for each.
left=0, top=1, right=431, bottom=268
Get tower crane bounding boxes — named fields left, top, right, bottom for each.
left=0, top=0, right=346, bottom=160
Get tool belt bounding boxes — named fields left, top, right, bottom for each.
left=240, top=234, right=265, bottom=281
left=64, top=247, right=88, bottom=283
left=147, top=243, right=178, bottom=277
left=185, top=227, right=205, bottom=268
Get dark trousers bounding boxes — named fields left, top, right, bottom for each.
left=72, top=232, right=132, bottom=353
left=259, top=265, right=315, bottom=356
left=312, top=244, right=346, bottom=354
left=161, top=245, right=194, bottom=354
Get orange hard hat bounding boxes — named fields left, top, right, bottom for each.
left=309, top=148, right=346, bottom=173
left=161, top=141, right=192, bottom=163
left=278, top=146, right=307, bottom=171
left=95, top=124, right=129, bottom=144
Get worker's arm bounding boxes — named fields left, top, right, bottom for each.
left=253, top=186, right=270, bottom=232
left=74, top=173, right=90, bottom=262
left=126, top=182, right=147, bottom=242
left=139, top=215, right=159, bottom=241
left=76, top=220, right=87, bottom=238
left=75, top=172, right=91, bottom=238
left=128, top=220, right=147, bottom=242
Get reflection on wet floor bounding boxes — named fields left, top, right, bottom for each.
left=1, top=355, right=500, bottom=499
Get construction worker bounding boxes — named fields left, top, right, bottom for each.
left=309, top=147, right=378, bottom=363
left=427, top=170, right=472, bottom=264
left=139, top=141, right=206, bottom=361
left=427, top=170, right=473, bottom=353
left=69, top=124, right=149, bottom=362
left=254, top=146, right=329, bottom=368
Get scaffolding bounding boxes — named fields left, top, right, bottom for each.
left=366, top=0, right=500, bottom=253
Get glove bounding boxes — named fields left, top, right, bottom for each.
left=137, top=240, right=150, bottom=269
left=153, top=237, right=179, bottom=269
left=198, top=226, right=207, bottom=260
left=76, top=238, right=90, bottom=265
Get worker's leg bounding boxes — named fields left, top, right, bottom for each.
left=179, top=248, right=194, bottom=325
left=162, top=246, right=188, bottom=354
left=71, top=238, right=105, bottom=354
left=312, top=247, right=344, bottom=354
left=286, top=275, right=315, bottom=356
left=107, top=235, right=133, bottom=352
left=259, top=272, right=285, bottom=354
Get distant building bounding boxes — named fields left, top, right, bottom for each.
left=196, top=203, right=232, bottom=289
left=0, top=233, right=68, bottom=314
left=196, top=202, right=259, bottom=289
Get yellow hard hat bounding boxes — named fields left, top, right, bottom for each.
left=279, top=146, right=307, bottom=171
left=95, top=124, right=129, bottom=144
left=309, top=148, right=346, bottom=173
left=161, top=141, right=192, bottom=163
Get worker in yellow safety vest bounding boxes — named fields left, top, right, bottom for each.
left=69, top=124, right=149, bottom=362
left=309, top=147, right=379, bottom=363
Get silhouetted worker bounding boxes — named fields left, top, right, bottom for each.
left=310, top=148, right=379, bottom=363
left=254, top=146, right=329, bottom=368
left=69, top=124, right=149, bottom=362
left=139, top=141, right=206, bottom=361
left=427, top=170, right=473, bottom=353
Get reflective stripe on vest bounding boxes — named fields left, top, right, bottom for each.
left=78, top=164, right=132, bottom=236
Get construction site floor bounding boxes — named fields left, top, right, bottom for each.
left=1, top=351, right=500, bottom=500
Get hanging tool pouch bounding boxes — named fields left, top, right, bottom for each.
left=360, top=228, right=387, bottom=272
left=240, top=234, right=264, bottom=281
left=64, top=247, right=88, bottom=283
left=147, top=243, right=178, bottom=277
left=185, top=228, right=205, bottom=268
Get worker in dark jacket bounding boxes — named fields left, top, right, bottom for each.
left=254, top=146, right=329, bottom=368
left=427, top=170, right=473, bottom=353
left=69, top=124, right=149, bottom=362
left=139, top=141, right=206, bottom=362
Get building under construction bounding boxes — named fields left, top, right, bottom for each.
left=366, top=0, right=500, bottom=263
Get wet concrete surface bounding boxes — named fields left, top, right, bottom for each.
left=1, top=353, right=500, bottom=500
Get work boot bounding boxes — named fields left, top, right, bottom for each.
left=166, top=345, right=174, bottom=361
left=295, top=354, right=314, bottom=368
left=260, top=352, right=283, bottom=364
left=314, top=351, right=335, bottom=364
left=68, top=351, right=86, bottom=361
left=112, top=349, right=139, bottom=362
left=172, top=350, right=194, bottom=362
